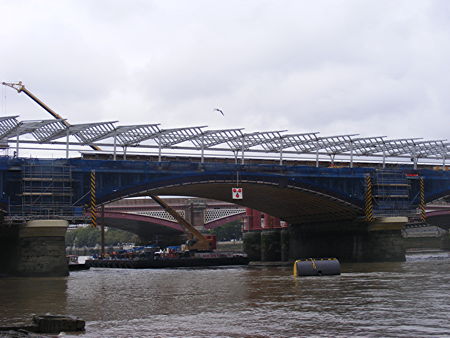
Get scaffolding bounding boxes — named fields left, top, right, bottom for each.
left=371, top=169, right=412, bottom=217
left=13, top=161, right=75, bottom=219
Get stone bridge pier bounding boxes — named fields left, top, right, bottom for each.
left=0, top=220, right=68, bottom=277
left=0, top=223, right=20, bottom=276
left=243, top=216, right=407, bottom=262
left=288, top=217, right=407, bottom=262
left=183, top=200, right=207, bottom=232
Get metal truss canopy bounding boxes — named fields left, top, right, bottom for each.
left=1, top=119, right=66, bottom=140
left=2, top=116, right=449, bottom=162
left=190, top=129, right=244, bottom=149
left=72, top=121, right=117, bottom=144
left=0, top=116, right=20, bottom=139
left=261, top=132, right=319, bottom=152
left=113, top=124, right=161, bottom=146
left=155, top=126, right=206, bottom=147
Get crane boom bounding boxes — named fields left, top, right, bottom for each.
left=149, top=195, right=212, bottom=251
left=1, top=81, right=101, bottom=151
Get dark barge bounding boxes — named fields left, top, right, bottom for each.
left=86, top=254, right=249, bottom=269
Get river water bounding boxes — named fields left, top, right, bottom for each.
left=1, top=251, right=450, bottom=337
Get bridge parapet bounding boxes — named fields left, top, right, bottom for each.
left=128, top=209, right=186, bottom=222
left=109, top=206, right=246, bottom=228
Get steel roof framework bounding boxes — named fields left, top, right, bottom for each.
left=1, top=117, right=449, bottom=168
left=0, top=116, right=20, bottom=139
left=225, top=131, right=286, bottom=151
left=155, top=126, right=206, bottom=147
left=71, top=121, right=117, bottom=144
left=1, top=119, right=65, bottom=140
left=112, top=124, right=161, bottom=146
left=260, top=133, right=319, bottom=152
left=190, top=129, right=244, bottom=149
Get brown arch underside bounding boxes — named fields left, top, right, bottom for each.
left=135, top=182, right=362, bottom=224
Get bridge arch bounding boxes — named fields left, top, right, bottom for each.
left=425, top=210, right=450, bottom=230
left=99, top=207, right=246, bottom=239
left=98, top=211, right=183, bottom=242
left=95, top=174, right=363, bottom=225
left=426, top=191, right=450, bottom=204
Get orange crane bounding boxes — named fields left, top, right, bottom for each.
left=149, top=195, right=215, bottom=251
left=1, top=81, right=101, bottom=151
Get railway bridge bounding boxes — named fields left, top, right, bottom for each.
left=0, top=113, right=449, bottom=276
left=98, top=198, right=248, bottom=244
left=0, top=156, right=449, bottom=276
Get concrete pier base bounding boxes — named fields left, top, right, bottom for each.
left=280, top=228, right=289, bottom=261
left=243, top=231, right=262, bottom=261
left=16, top=220, right=69, bottom=277
left=289, top=217, right=407, bottom=262
left=261, top=230, right=281, bottom=261
left=441, top=236, right=450, bottom=250
left=0, top=224, right=19, bottom=276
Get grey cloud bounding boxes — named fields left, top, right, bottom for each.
left=0, top=0, right=448, bottom=142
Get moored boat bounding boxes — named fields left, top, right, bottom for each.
left=67, top=255, right=90, bottom=271
left=86, top=251, right=249, bottom=269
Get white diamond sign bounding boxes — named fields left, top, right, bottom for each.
left=232, top=187, right=243, bottom=199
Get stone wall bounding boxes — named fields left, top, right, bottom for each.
left=0, top=224, right=19, bottom=276
left=15, top=220, right=69, bottom=277
left=243, top=218, right=408, bottom=262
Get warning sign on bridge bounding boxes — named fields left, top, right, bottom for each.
left=232, top=187, right=243, bottom=199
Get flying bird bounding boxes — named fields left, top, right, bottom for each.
left=214, top=108, right=224, bottom=116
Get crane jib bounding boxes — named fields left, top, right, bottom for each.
left=1, top=81, right=101, bottom=151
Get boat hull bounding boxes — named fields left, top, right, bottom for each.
left=86, top=256, right=249, bottom=269
left=68, top=263, right=90, bottom=271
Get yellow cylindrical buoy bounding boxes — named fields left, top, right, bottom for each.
left=293, top=258, right=340, bottom=277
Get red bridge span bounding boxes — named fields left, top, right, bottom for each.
left=95, top=198, right=288, bottom=242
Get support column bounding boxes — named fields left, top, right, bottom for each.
left=365, top=217, right=406, bottom=262
left=243, top=231, right=261, bottom=261
left=280, top=228, right=289, bottom=261
left=252, top=210, right=262, bottom=230
left=16, top=220, right=69, bottom=277
left=185, top=200, right=206, bottom=232
left=261, top=229, right=281, bottom=261
left=441, top=235, right=450, bottom=251
left=243, top=208, right=253, bottom=231
left=273, top=217, right=281, bottom=228
left=0, top=224, right=20, bottom=276
left=288, top=217, right=407, bottom=262
left=263, top=214, right=281, bottom=229
left=263, top=213, right=274, bottom=228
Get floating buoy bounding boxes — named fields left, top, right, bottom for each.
left=293, top=258, right=340, bottom=277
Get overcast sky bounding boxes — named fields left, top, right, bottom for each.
left=1, top=0, right=449, bottom=143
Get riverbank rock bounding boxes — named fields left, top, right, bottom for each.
left=33, top=315, right=85, bottom=333
left=0, top=315, right=85, bottom=336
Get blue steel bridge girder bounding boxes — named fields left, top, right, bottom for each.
left=80, top=162, right=447, bottom=201
left=1, top=157, right=449, bottom=223
left=65, top=160, right=367, bottom=224
left=418, top=169, right=450, bottom=203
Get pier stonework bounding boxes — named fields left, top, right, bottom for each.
left=0, top=224, right=20, bottom=275
left=280, top=228, right=290, bottom=261
left=442, top=235, right=450, bottom=250
left=184, top=200, right=207, bottom=231
left=243, top=231, right=262, bottom=261
left=16, top=220, right=69, bottom=277
left=288, top=217, right=407, bottom=262
left=260, top=230, right=281, bottom=261
left=364, top=217, right=406, bottom=262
